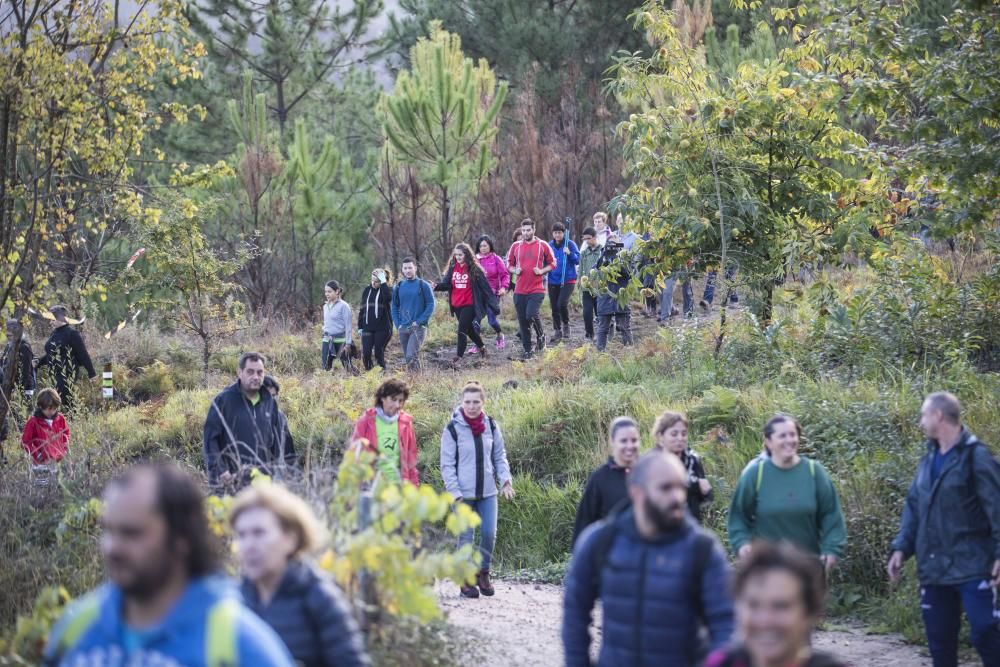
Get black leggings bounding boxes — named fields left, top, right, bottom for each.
left=456, top=306, right=486, bottom=357
left=548, top=282, right=575, bottom=331
left=362, top=329, right=392, bottom=370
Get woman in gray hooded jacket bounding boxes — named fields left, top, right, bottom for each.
left=440, top=381, right=514, bottom=598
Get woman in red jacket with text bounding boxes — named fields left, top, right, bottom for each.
left=21, top=388, right=69, bottom=464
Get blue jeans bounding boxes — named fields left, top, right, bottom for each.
left=702, top=267, right=738, bottom=305
left=483, top=302, right=502, bottom=334
left=921, top=580, right=1000, bottom=667
left=458, top=495, right=498, bottom=570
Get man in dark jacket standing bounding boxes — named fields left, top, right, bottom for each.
left=1, top=319, right=36, bottom=446
left=34, top=306, right=96, bottom=411
left=888, top=391, right=1000, bottom=667
left=203, top=352, right=295, bottom=492
left=563, top=450, right=734, bottom=667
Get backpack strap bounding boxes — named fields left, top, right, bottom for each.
left=690, top=531, right=715, bottom=621
left=54, top=590, right=104, bottom=658
left=755, top=457, right=815, bottom=492
left=588, top=517, right=620, bottom=593
left=205, top=598, right=239, bottom=667
left=447, top=422, right=460, bottom=482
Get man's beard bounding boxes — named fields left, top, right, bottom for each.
left=644, top=496, right=685, bottom=533
left=109, top=548, right=178, bottom=600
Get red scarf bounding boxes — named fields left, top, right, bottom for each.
left=462, top=409, right=486, bottom=437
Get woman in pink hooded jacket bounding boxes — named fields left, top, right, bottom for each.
left=475, top=235, right=511, bottom=351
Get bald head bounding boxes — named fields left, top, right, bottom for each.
left=628, top=450, right=687, bottom=491
left=628, top=450, right=689, bottom=536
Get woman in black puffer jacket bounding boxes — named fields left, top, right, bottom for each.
left=231, top=484, right=370, bottom=667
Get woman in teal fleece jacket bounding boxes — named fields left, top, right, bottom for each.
left=728, top=414, right=847, bottom=574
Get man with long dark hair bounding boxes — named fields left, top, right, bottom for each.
left=44, top=463, right=293, bottom=666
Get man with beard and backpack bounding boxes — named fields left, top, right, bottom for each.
left=562, top=450, right=734, bottom=667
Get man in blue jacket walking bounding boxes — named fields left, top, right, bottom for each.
left=888, top=391, right=1000, bottom=667
left=391, top=257, right=436, bottom=372
left=563, top=450, right=734, bottom=667
left=44, top=463, right=293, bottom=666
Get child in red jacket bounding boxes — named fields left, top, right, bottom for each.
left=21, top=388, right=69, bottom=464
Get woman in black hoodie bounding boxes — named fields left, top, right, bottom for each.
left=231, top=483, right=370, bottom=667
left=358, top=268, right=393, bottom=371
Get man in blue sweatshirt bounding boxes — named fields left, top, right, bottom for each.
left=44, top=463, right=293, bottom=666
left=391, top=257, right=436, bottom=372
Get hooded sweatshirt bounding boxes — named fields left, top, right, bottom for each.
left=21, top=410, right=69, bottom=464
left=358, top=283, right=392, bottom=332
left=477, top=252, right=511, bottom=295
left=506, top=237, right=557, bottom=295
left=44, top=576, right=294, bottom=666
left=322, top=299, right=353, bottom=344
left=440, top=406, right=512, bottom=500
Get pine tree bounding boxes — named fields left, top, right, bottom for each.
left=186, top=0, right=385, bottom=135
left=381, top=24, right=508, bottom=256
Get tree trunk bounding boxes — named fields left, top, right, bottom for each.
left=761, top=282, right=774, bottom=328
left=409, top=173, right=422, bottom=265
left=440, top=184, right=450, bottom=258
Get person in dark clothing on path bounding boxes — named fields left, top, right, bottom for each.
left=578, top=228, right=603, bottom=340
left=203, top=352, right=296, bottom=493
left=391, top=258, right=436, bottom=372
left=1, top=318, right=35, bottom=447
left=547, top=220, right=580, bottom=342
left=232, top=483, right=370, bottom=667
left=653, top=410, right=713, bottom=523
left=594, top=243, right=634, bottom=352
left=572, top=416, right=641, bottom=545
left=563, top=450, right=735, bottom=667
left=358, top=269, right=393, bottom=371
left=433, top=244, right=497, bottom=365
left=506, top=219, right=556, bottom=360
left=33, top=306, right=96, bottom=411
left=888, top=391, right=1000, bottom=667
left=705, top=541, right=848, bottom=667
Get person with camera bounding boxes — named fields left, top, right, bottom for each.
left=594, top=239, right=634, bottom=352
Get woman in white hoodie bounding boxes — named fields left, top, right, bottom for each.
left=322, top=280, right=354, bottom=373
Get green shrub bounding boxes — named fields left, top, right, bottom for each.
left=493, top=475, right=581, bottom=570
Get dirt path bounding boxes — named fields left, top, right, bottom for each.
left=438, top=579, right=973, bottom=667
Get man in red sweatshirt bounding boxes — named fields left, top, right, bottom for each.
left=506, top=218, right=557, bottom=360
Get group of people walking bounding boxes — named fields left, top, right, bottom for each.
left=562, top=391, right=1000, bottom=667
left=32, top=313, right=1000, bottom=667
left=318, top=211, right=708, bottom=372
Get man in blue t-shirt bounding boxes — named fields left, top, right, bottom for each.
left=45, top=463, right=293, bottom=666
left=391, top=257, right=436, bottom=372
